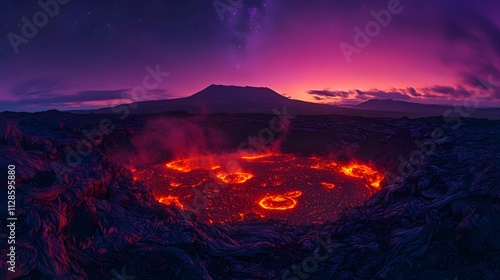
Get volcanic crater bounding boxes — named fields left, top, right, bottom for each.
left=133, top=153, right=384, bottom=224
left=1, top=109, right=499, bottom=279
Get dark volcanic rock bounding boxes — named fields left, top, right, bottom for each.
left=0, top=111, right=498, bottom=279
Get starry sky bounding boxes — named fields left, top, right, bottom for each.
left=1, top=0, right=500, bottom=111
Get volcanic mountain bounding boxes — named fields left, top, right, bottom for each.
left=70, top=85, right=500, bottom=119
left=71, top=85, right=362, bottom=116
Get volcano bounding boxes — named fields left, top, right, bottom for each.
left=70, top=84, right=362, bottom=115
left=69, top=85, right=500, bottom=119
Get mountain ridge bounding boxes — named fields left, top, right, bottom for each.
left=68, top=85, right=500, bottom=119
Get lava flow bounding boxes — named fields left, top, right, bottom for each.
left=157, top=195, right=184, bottom=210
left=340, top=164, right=384, bottom=188
left=132, top=153, right=384, bottom=224
left=216, top=172, right=254, bottom=184
left=259, top=191, right=302, bottom=210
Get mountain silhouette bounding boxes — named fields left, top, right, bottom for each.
left=354, top=99, right=500, bottom=119
left=69, top=85, right=500, bottom=119
left=70, top=85, right=364, bottom=116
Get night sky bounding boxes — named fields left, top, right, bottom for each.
left=1, top=0, right=499, bottom=111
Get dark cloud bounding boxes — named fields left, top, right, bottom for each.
left=427, top=86, right=455, bottom=95
left=8, top=77, right=171, bottom=106
left=439, top=2, right=500, bottom=97
left=422, top=85, right=472, bottom=98
left=308, top=89, right=412, bottom=102
left=58, top=90, right=128, bottom=103
left=11, top=79, right=66, bottom=97
left=406, top=87, right=422, bottom=97
left=12, top=90, right=127, bottom=105
left=307, top=89, right=349, bottom=98
left=3, top=89, right=168, bottom=107
left=354, top=90, right=412, bottom=101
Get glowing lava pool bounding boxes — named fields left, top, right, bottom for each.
left=131, top=153, right=384, bottom=224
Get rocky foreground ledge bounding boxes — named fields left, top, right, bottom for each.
left=0, top=111, right=499, bottom=279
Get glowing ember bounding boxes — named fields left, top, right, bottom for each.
left=340, top=164, right=383, bottom=188
left=321, top=182, right=336, bottom=189
left=285, top=191, right=302, bottom=198
left=241, top=153, right=275, bottom=160
left=157, top=195, right=184, bottom=209
left=216, top=172, right=254, bottom=184
left=134, top=153, right=384, bottom=224
left=165, top=159, right=197, bottom=172
left=258, top=191, right=302, bottom=210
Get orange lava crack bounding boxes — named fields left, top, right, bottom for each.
left=258, top=191, right=302, bottom=211
left=157, top=195, right=184, bottom=209
left=340, top=164, right=383, bottom=188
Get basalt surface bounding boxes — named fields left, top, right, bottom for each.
left=0, top=110, right=499, bottom=279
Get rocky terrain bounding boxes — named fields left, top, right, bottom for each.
left=0, top=110, right=499, bottom=279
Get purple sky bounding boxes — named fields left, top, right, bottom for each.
left=1, top=0, right=500, bottom=111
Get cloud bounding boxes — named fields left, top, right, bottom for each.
left=11, top=79, right=66, bottom=97
left=354, top=90, right=412, bottom=101
left=57, top=90, right=128, bottom=103
left=308, top=82, right=500, bottom=105
left=406, top=87, right=422, bottom=97
left=439, top=3, right=500, bottom=98
left=308, top=88, right=412, bottom=102
left=9, top=89, right=128, bottom=105
left=426, top=86, right=455, bottom=95
left=2, top=87, right=170, bottom=112
left=421, top=85, right=472, bottom=98
left=10, top=79, right=171, bottom=105
left=307, top=89, right=350, bottom=98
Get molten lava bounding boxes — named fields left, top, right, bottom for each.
left=134, top=153, right=384, bottom=224
left=170, top=182, right=182, bottom=187
left=216, top=172, right=254, bottom=184
left=157, top=195, right=184, bottom=210
left=258, top=191, right=302, bottom=210
left=340, top=164, right=383, bottom=188
left=165, top=157, right=221, bottom=173
left=241, top=153, right=276, bottom=160
left=321, top=182, right=336, bottom=189
left=165, top=159, right=197, bottom=173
